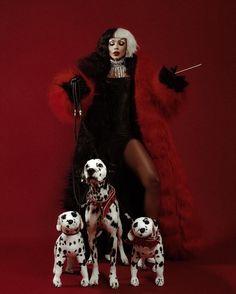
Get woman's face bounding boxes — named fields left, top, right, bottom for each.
left=108, top=38, right=127, bottom=60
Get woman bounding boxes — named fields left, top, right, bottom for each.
left=49, top=28, right=198, bottom=259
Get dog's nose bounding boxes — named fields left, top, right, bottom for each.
left=87, top=168, right=95, bottom=176
left=67, top=220, right=73, bottom=225
left=139, top=228, right=145, bottom=234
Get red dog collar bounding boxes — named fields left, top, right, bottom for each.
left=126, top=234, right=160, bottom=249
left=87, top=185, right=116, bottom=218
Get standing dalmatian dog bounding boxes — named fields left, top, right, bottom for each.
left=127, top=217, right=164, bottom=287
left=83, top=159, right=129, bottom=289
left=53, top=211, right=89, bottom=287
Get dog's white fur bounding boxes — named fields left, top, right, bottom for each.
left=53, top=211, right=89, bottom=287
left=83, top=158, right=128, bottom=289
left=127, top=217, right=164, bottom=287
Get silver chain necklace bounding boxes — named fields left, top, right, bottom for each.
left=108, top=58, right=127, bottom=78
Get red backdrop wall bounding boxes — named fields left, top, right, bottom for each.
left=1, top=0, right=235, bottom=265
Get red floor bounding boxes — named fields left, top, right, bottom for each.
left=1, top=241, right=235, bottom=294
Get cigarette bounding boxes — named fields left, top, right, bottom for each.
left=176, top=63, right=202, bottom=74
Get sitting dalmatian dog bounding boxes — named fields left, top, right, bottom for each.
left=53, top=211, right=89, bottom=288
left=127, top=217, right=164, bottom=287
left=83, top=158, right=129, bottom=289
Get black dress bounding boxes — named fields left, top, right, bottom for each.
left=66, top=77, right=145, bottom=222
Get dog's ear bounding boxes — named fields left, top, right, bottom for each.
left=80, top=215, right=84, bottom=230
left=127, top=229, right=134, bottom=241
left=152, top=218, right=159, bottom=236
left=56, top=215, right=62, bottom=232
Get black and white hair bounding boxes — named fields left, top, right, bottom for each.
left=96, top=27, right=138, bottom=59
left=113, top=28, right=138, bottom=57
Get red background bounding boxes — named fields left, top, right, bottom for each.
left=1, top=0, right=235, bottom=292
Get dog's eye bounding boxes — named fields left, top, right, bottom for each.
left=61, top=214, right=66, bottom=220
left=143, top=218, right=150, bottom=224
left=97, top=163, right=103, bottom=168
left=133, top=222, right=138, bottom=228
left=71, top=211, right=77, bottom=217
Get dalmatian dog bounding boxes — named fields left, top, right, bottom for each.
left=53, top=211, right=89, bottom=288
left=127, top=217, right=164, bottom=287
left=83, top=158, right=129, bottom=289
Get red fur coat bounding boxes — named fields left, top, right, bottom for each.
left=49, top=54, right=199, bottom=259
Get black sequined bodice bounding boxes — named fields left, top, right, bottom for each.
left=78, top=77, right=141, bottom=168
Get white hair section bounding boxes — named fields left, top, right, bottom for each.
left=114, top=28, right=138, bottom=57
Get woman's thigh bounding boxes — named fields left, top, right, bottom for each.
left=123, top=139, right=159, bottom=187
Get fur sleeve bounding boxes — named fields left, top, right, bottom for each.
left=48, top=67, right=95, bottom=124
left=150, top=68, right=187, bottom=119
left=136, top=54, right=187, bottom=119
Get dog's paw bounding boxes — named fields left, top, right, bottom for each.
left=155, top=276, right=164, bottom=286
left=89, top=275, right=99, bottom=286
left=81, top=278, right=89, bottom=287
left=109, top=276, right=119, bottom=289
left=53, top=276, right=62, bottom=288
left=130, top=277, right=139, bottom=287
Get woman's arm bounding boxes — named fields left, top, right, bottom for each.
left=151, top=66, right=189, bottom=118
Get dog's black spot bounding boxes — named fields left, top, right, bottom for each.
left=71, top=211, right=77, bottom=217
left=131, top=261, right=137, bottom=268
left=160, top=247, right=163, bottom=252
left=63, top=250, right=67, bottom=255
left=73, top=241, right=76, bottom=244
left=56, top=261, right=63, bottom=267
left=86, top=206, right=90, bottom=212
left=133, top=222, right=138, bottom=228
left=79, top=248, right=81, bottom=253
left=155, top=249, right=159, bottom=255
left=69, top=242, right=72, bottom=246
left=159, top=261, right=164, bottom=267
left=143, top=218, right=150, bottom=224
left=58, top=247, right=61, bottom=252
left=111, top=221, right=118, bottom=228
left=64, top=241, right=67, bottom=245
left=57, top=254, right=60, bottom=257
left=61, top=214, right=66, bottom=220
left=106, top=214, right=112, bottom=220
left=59, top=236, right=63, bottom=241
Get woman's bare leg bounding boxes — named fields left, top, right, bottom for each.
left=124, top=139, right=160, bottom=220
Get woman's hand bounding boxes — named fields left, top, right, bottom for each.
left=159, top=66, right=189, bottom=92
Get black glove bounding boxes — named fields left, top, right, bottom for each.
left=62, top=75, right=90, bottom=103
left=159, top=66, right=189, bottom=92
